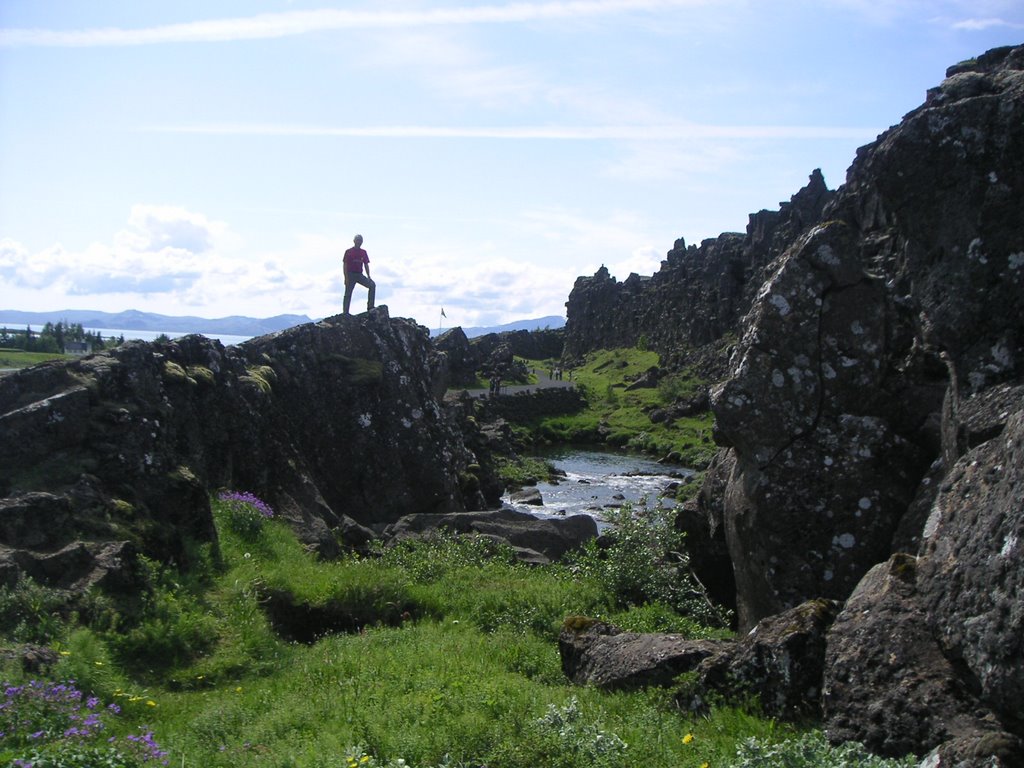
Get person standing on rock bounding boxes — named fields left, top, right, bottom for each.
left=343, top=234, right=376, bottom=314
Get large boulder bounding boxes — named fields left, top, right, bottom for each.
left=711, top=221, right=936, bottom=628
left=384, top=508, right=598, bottom=564
left=821, top=404, right=1023, bottom=764
left=823, top=551, right=1022, bottom=766
left=690, top=598, right=840, bottom=719
left=558, top=619, right=725, bottom=691
left=0, top=308, right=498, bottom=591
left=559, top=598, right=838, bottom=717
left=823, top=555, right=994, bottom=759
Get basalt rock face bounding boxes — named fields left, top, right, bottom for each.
left=714, top=45, right=1024, bottom=763
left=0, top=308, right=498, bottom=592
left=559, top=44, right=1024, bottom=762
left=562, top=168, right=834, bottom=375
left=434, top=326, right=565, bottom=386
left=713, top=44, right=1024, bottom=629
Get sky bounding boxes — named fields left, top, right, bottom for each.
left=1, top=1, right=1022, bottom=331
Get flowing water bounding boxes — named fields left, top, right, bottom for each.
left=501, top=447, right=695, bottom=523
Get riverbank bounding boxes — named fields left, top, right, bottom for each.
left=502, top=447, right=695, bottom=521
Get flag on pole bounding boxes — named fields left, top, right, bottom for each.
left=441, top=308, right=447, bottom=318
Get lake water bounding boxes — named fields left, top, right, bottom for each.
left=83, top=327, right=251, bottom=346
left=20, top=325, right=252, bottom=346
left=501, top=447, right=695, bottom=523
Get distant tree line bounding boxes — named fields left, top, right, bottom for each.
left=0, top=322, right=124, bottom=353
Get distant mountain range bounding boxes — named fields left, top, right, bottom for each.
left=0, top=309, right=565, bottom=340
left=440, top=315, right=565, bottom=339
left=0, top=309, right=312, bottom=338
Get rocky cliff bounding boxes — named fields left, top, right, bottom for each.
left=562, top=45, right=1024, bottom=764
left=434, top=326, right=565, bottom=386
left=0, top=307, right=500, bottom=591
left=563, top=168, right=834, bottom=375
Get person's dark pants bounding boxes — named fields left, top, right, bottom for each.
left=344, top=272, right=376, bottom=314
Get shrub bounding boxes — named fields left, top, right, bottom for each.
left=568, top=500, right=731, bottom=628
left=730, top=731, right=916, bottom=767
left=489, top=696, right=628, bottom=768
left=0, top=578, right=69, bottom=644
left=107, top=586, right=217, bottom=671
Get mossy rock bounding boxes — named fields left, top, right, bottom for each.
left=561, top=615, right=602, bottom=634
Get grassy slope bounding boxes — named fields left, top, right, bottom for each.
left=523, top=348, right=717, bottom=469
left=2, top=503, right=786, bottom=768
left=0, top=349, right=69, bottom=368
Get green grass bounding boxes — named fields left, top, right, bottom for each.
left=524, top=348, right=717, bottom=468
left=493, top=454, right=558, bottom=488
left=0, top=349, right=69, bottom=368
left=1, top=494, right=921, bottom=767
left=0, top=499, right=741, bottom=766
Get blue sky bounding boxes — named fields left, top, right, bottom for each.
left=1, top=1, right=1022, bottom=330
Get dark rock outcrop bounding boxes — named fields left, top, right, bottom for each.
left=916, top=410, right=1024, bottom=725
left=558, top=619, right=725, bottom=691
left=434, top=326, right=565, bottom=386
left=0, top=308, right=499, bottom=591
left=710, top=44, right=1024, bottom=629
left=562, top=44, right=1024, bottom=762
left=822, top=554, right=1021, bottom=763
left=690, top=598, right=840, bottom=720
left=717, top=46, right=1024, bottom=761
left=560, top=598, right=838, bottom=718
left=563, top=168, right=834, bottom=374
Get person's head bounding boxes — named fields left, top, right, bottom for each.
left=353, top=234, right=363, bottom=246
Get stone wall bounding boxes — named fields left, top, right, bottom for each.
left=478, top=386, right=584, bottom=421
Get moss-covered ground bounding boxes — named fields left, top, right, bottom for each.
left=521, top=348, right=717, bottom=469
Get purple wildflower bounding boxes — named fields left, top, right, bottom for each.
left=2, top=678, right=170, bottom=764
left=217, top=490, right=275, bottom=518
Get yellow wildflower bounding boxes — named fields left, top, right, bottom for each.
left=682, top=733, right=694, bottom=745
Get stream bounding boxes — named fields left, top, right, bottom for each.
left=501, top=447, right=695, bottom=523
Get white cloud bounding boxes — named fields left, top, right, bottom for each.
left=353, top=27, right=544, bottom=109
left=951, top=17, right=1024, bottom=30
left=145, top=122, right=879, bottom=141
left=2, top=203, right=656, bottom=326
left=116, top=204, right=234, bottom=254
left=0, top=207, right=342, bottom=317
left=604, top=140, right=745, bottom=181
left=819, top=0, right=1023, bottom=26
left=0, top=1, right=713, bottom=48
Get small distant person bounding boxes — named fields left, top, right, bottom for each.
left=343, top=234, right=376, bottom=314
